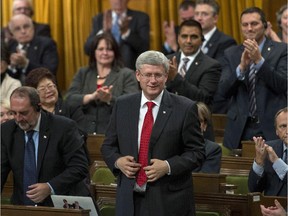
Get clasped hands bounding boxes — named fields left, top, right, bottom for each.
left=26, top=182, right=51, bottom=204
left=103, top=10, right=132, bottom=35
left=239, top=39, right=262, bottom=72
left=116, top=156, right=169, bottom=182
left=10, top=48, right=28, bottom=68
left=253, top=136, right=279, bottom=166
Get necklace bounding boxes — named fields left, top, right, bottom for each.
left=97, top=74, right=108, bottom=79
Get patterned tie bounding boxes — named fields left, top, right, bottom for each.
left=136, top=102, right=155, bottom=186
left=111, top=14, right=121, bottom=44
left=179, top=58, right=189, bottom=78
left=23, top=130, right=37, bottom=205
left=248, top=65, right=257, bottom=116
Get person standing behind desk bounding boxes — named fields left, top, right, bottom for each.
left=67, top=32, right=139, bottom=135
left=101, top=50, right=205, bottom=216
left=84, top=0, right=150, bottom=70
left=1, top=86, right=90, bottom=206
left=248, top=107, right=287, bottom=197
left=217, top=7, right=287, bottom=150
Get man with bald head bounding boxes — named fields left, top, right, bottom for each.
left=7, top=14, right=58, bottom=84
left=2, top=0, right=51, bottom=44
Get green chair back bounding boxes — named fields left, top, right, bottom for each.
left=196, top=211, right=220, bottom=216
left=226, top=175, right=249, bottom=194
left=91, top=167, right=115, bottom=185
left=100, top=205, right=115, bottom=216
left=219, top=144, right=231, bottom=156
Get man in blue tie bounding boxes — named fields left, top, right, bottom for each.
left=1, top=86, right=91, bottom=206
left=248, top=107, right=287, bottom=196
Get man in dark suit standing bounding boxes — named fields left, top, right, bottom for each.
left=1, top=86, right=90, bottom=206
left=248, top=107, right=287, bottom=196
left=84, top=0, right=150, bottom=70
left=101, top=50, right=205, bottom=216
left=7, top=14, right=59, bottom=84
left=2, top=0, right=51, bottom=45
left=218, top=7, right=287, bottom=150
left=166, top=19, right=221, bottom=141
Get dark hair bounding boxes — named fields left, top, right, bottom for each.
left=1, top=39, right=10, bottom=64
left=11, top=86, right=41, bottom=112
left=276, top=4, right=287, bottom=30
left=179, top=0, right=196, bottom=10
left=25, top=67, right=57, bottom=89
left=178, top=19, right=205, bottom=41
left=241, top=7, right=267, bottom=29
left=88, top=32, right=124, bottom=69
left=196, top=0, right=220, bottom=15
left=274, top=107, right=288, bottom=128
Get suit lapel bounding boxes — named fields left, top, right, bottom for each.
left=261, top=39, right=273, bottom=60
left=36, top=112, right=50, bottom=175
left=15, top=126, right=26, bottom=186
left=149, top=90, right=172, bottom=151
left=185, top=51, right=203, bottom=79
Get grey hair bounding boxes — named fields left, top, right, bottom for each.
left=135, top=50, right=170, bottom=74
left=8, top=14, right=33, bottom=32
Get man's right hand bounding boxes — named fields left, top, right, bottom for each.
left=116, top=156, right=141, bottom=178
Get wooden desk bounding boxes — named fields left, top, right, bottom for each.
left=247, top=192, right=287, bottom=216
left=242, top=141, right=256, bottom=158
left=87, top=134, right=105, bottom=162
left=192, top=173, right=226, bottom=193
left=1, top=205, right=90, bottom=216
left=221, top=156, right=253, bottom=170
left=211, top=114, right=227, bottom=144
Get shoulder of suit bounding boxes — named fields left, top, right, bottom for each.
left=127, top=8, right=149, bottom=17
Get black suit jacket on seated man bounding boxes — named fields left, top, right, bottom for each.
left=1, top=110, right=90, bottom=206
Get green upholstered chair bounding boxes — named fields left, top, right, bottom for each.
left=100, top=205, right=116, bottom=216
left=1, top=197, right=11, bottom=204
left=219, top=143, right=231, bottom=156
left=196, top=211, right=220, bottom=216
left=91, top=167, right=115, bottom=185
left=226, top=175, right=249, bottom=194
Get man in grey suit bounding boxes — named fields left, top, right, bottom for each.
left=84, top=0, right=150, bottom=70
left=248, top=107, right=287, bottom=196
left=218, top=7, right=287, bottom=150
left=1, top=87, right=90, bottom=206
left=101, top=50, right=205, bottom=216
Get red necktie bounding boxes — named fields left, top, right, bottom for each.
left=137, top=102, right=155, bottom=186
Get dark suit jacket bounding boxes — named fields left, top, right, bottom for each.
left=101, top=90, right=205, bottom=216
left=202, top=28, right=237, bottom=66
left=84, top=9, right=150, bottom=70
left=66, top=66, right=139, bottom=134
left=7, top=35, right=59, bottom=82
left=193, top=139, right=222, bottom=173
left=218, top=38, right=287, bottom=149
left=1, top=112, right=90, bottom=206
left=248, top=139, right=287, bottom=196
left=166, top=51, right=221, bottom=110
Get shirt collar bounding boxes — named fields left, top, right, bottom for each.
left=140, top=90, right=163, bottom=108
left=203, top=26, right=217, bottom=42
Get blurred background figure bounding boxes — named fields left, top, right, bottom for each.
left=25, top=67, right=87, bottom=134
left=266, top=4, right=288, bottom=43
left=162, top=0, right=196, bottom=55
left=67, top=32, right=139, bottom=134
left=1, top=0, right=51, bottom=45
left=1, top=39, right=21, bottom=101
left=0, top=99, right=15, bottom=124
left=84, top=0, right=150, bottom=70
left=7, top=14, right=58, bottom=84
left=193, top=102, right=222, bottom=173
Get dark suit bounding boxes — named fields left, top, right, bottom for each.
left=202, top=29, right=237, bottom=66
left=166, top=51, right=221, bottom=141
left=1, top=111, right=90, bottom=206
left=101, top=90, right=205, bottom=216
left=218, top=38, right=287, bottom=149
left=8, top=35, right=59, bottom=82
left=84, top=9, right=150, bottom=70
left=248, top=139, right=287, bottom=196
left=193, top=139, right=222, bottom=173
left=66, top=66, right=139, bottom=134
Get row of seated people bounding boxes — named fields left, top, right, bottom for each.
left=1, top=0, right=287, bottom=151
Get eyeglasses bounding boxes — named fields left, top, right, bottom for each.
left=138, top=71, right=167, bottom=81
left=37, top=84, right=56, bottom=94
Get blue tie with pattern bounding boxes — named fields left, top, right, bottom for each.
left=23, top=130, right=37, bottom=205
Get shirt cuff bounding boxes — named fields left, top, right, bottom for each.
left=252, top=160, right=264, bottom=176
left=272, top=158, right=288, bottom=180
left=165, top=160, right=171, bottom=175
left=236, top=65, right=245, bottom=80
left=47, top=182, right=55, bottom=195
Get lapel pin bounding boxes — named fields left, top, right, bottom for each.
left=44, top=135, right=47, bottom=139
left=34, top=46, right=38, bottom=50
left=163, top=111, right=166, bottom=114
left=267, top=47, right=271, bottom=51
left=195, top=62, right=199, bottom=65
